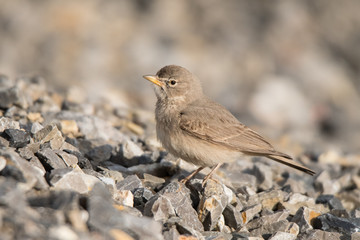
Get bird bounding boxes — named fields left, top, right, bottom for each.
left=143, top=65, right=315, bottom=186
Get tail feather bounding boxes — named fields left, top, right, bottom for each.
left=267, top=154, right=315, bottom=176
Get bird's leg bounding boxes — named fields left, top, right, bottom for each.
left=180, top=166, right=204, bottom=185
left=202, top=163, right=223, bottom=187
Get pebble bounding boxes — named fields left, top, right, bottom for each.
left=0, top=71, right=358, bottom=239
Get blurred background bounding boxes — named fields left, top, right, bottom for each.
left=0, top=0, right=359, bottom=154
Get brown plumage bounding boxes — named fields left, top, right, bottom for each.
left=144, top=65, right=315, bottom=185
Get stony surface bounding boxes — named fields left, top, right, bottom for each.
left=0, top=73, right=359, bottom=239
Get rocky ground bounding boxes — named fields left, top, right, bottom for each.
left=0, top=75, right=360, bottom=240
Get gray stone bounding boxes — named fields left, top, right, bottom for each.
left=116, top=174, right=143, bottom=191
left=18, top=146, right=35, bottom=160
left=53, top=111, right=126, bottom=143
left=316, top=195, right=344, bottom=210
left=223, top=204, right=243, bottom=230
left=314, top=171, right=341, bottom=195
left=98, top=166, right=124, bottom=183
left=4, top=129, right=30, bottom=148
left=65, top=150, right=93, bottom=170
left=111, top=139, right=153, bottom=168
left=49, top=168, right=102, bottom=194
left=30, top=121, right=44, bottom=134
left=85, top=144, right=112, bottom=165
left=269, top=231, right=297, bottom=240
left=0, top=86, right=21, bottom=108
left=197, top=180, right=230, bottom=231
left=352, top=232, right=360, bottom=240
left=253, top=162, right=273, bottom=190
left=249, top=220, right=292, bottom=238
left=312, top=212, right=360, bottom=235
left=0, top=149, right=48, bottom=190
left=133, top=187, right=155, bottom=212
left=202, top=231, right=233, bottom=240
left=143, top=173, right=166, bottom=189
left=298, top=229, right=341, bottom=240
left=247, top=210, right=290, bottom=231
left=241, top=204, right=262, bottom=224
left=291, top=207, right=321, bottom=233
left=54, top=150, right=78, bottom=168
left=144, top=182, right=204, bottom=232
left=164, top=217, right=204, bottom=239
left=88, top=183, right=163, bottom=240
left=36, top=148, right=67, bottom=170
left=163, top=228, right=180, bottom=240
left=0, top=117, right=20, bottom=132
left=246, top=189, right=286, bottom=211
left=0, top=135, right=9, bottom=147
left=34, top=124, right=61, bottom=143
left=350, top=209, right=360, bottom=218
left=0, top=156, right=6, bottom=171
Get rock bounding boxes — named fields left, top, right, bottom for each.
left=34, top=124, right=64, bottom=149
left=0, top=86, right=21, bottom=108
left=298, top=229, right=342, bottom=240
left=198, top=180, right=230, bottom=231
left=316, top=195, right=344, bottom=210
left=143, top=173, right=165, bottom=189
left=291, top=207, right=321, bottom=233
left=36, top=148, right=67, bottom=170
left=164, top=217, right=204, bottom=239
left=60, top=119, right=79, bottom=136
left=27, top=112, right=43, bottom=123
left=112, top=139, right=152, bottom=167
left=0, top=156, right=6, bottom=171
left=49, top=168, right=102, bottom=194
left=53, top=111, right=126, bottom=143
left=114, top=190, right=134, bottom=207
left=117, top=174, right=143, bottom=191
left=247, top=210, right=290, bottom=231
left=352, top=232, right=360, bottom=240
left=253, top=162, right=273, bottom=190
left=133, top=187, right=154, bottom=212
left=268, top=231, right=297, bottom=240
left=65, top=150, right=93, bottom=170
left=48, top=225, right=79, bottom=240
left=30, top=121, right=44, bottom=134
left=144, top=182, right=204, bottom=232
left=85, top=144, right=113, bottom=165
left=0, top=117, right=20, bottom=132
left=3, top=129, right=30, bottom=148
left=245, top=189, right=286, bottom=211
left=54, top=150, right=78, bottom=168
left=314, top=171, right=341, bottom=195
left=202, top=231, right=233, bottom=240
left=241, top=204, right=262, bottom=225
left=278, top=192, right=327, bottom=215
left=312, top=212, right=360, bottom=235
left=249, top=220, right=293, bottom=238
left=223, top=204, right=243, bottom=230
left=88, top=183, right=163, bottom=240
left=0, top=149, right=48, bottom=190
left=163, top=228, right=180, bottom=240
left=98, top=166, right=124, bottom=183
left=0, top=135, right=9, bottom=147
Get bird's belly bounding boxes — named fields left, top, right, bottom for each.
left=157, top=125, right=240, bottom=167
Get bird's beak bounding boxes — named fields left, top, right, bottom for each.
left=143, top=75, right=164, bottom=87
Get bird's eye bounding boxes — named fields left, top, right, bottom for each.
left=169, top=79, right=177, bottom=86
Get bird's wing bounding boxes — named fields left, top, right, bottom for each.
left=179, top=98, right=315, bottom=176
left=179, top=99, right=289, bottom=158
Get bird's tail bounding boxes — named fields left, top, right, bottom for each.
left=267, top=154, right=315, bottom=176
